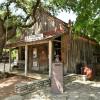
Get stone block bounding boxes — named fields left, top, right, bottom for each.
left=4, top=95, right=23, bottom=100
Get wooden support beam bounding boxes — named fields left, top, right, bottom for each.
left=25, top=45, right=28, bottom=76
left=9, top=48, right=11, bottom=72
left=28, top=45, right=33, bottom=72
left=48, top=40, right=53, bottom=78
left=53, top=40, right=61, bottom=43
left=18, top=47, right=21, bottom=60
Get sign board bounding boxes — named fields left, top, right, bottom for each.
left=32, top=61, right=39, bottom=71
left=25, top=34, right=43, bottom=42
left=51, top=63, right=63, bottom=94
left=33, top=61, right=38, bottom=67
left=32, top=48, right=39, bottom=71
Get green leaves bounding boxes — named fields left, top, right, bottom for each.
left=71, top=0, right=100, bottom=43
left=0, top=0, right=99, bottom=43
left=45, top=0, right=100, bottom=43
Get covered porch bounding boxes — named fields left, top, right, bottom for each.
left=7, top=35, right=62, bottom=78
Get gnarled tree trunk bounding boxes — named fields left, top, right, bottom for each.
left=0, top=40, right=5, bottom=61
left=0, top=19, right=16, bottom=61
left=0, top=19, right=5, bottom=61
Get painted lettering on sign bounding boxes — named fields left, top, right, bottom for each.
left=25, top=34, right=43, bottom=42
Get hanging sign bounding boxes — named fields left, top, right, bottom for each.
left=25, top=34, right=43, bottom=42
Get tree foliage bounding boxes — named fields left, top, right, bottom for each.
left=0, top=0, right=99, bottom=42
left=47, top=0, right=100, bottom=43
left=74, top=0, right=100, bottom=43
left=0, top=0, right=41, bottom=60
left=0, top=0, right=100, bottom=60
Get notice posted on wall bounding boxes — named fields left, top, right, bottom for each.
left=32, top=61, right=39, bottom=71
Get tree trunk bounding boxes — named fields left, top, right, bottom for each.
left=0, top=19, right=16, bottom=61
left=0, top=39, right=6, bottom=61
left=0, top=19, right=5, bottom=61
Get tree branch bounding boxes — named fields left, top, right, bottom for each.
left=2, top=0, right=41, bottom=30
left=7, top=26, right=17, bottom=40
left=32, top=0, right=41, bottom=17
left=0, top=18, right=5, bottom=36
left=20, top=0, right=41, bottom=28
left=20, top=19, right=36, bottom=28
left=4, top=2, right=11, bottom=22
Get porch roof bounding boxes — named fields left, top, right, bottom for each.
left=6, top=33, right=62, bottom=48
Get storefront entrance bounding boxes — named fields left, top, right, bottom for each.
left=31, top=44, right=48, bottom=73
left=53, top=36, right=61, bottom=62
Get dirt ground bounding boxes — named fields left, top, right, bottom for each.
left=0, top=74, right=100, bottom=100
left=22, top=79, right=100, bottom=100
left=0, top=75, right=34, bottom=100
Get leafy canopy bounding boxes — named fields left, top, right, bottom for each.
left=0, top=0, right=100, bottom=43
left=48, top=0, right=100, bottom=43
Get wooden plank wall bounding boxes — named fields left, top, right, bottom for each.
left=61, top=33, right=68, bottom=74
left=24, top=9, right=67, bottom=36
left=28, top=45, right=33, bottom=72
left=38, top=45, right=48, bottom=73
left=61, top=34, right=95, bottom=74
left=28, top=44, right=48, bottom=73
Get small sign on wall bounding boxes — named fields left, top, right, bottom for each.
left=32, top=61, right=39, bottom=71
left=33, top=61, right=38, bottom=67
left=32, top=48, right=39, bottom=71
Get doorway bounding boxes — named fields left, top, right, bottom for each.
left=53, top=36, right=61, bottom=62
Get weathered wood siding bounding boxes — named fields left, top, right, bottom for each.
left=38, top=45, right=48, bottom=72
left=28, top=45, right=33, bottom=72
left=25, top=9, right=67, bottom=37
left=28, top=44, right=48, bottom=73
left=61, top=34, right=95, bottom=74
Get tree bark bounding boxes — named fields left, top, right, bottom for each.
left=0, top=19, right=5, bottom=61
left=0, top=0, right=41, bottom=61
left=0, top=40, right=5, bottom=61
left=0, top=19, right=16, bottom=61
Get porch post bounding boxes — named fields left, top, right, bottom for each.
left=25, top=45, right=28, bottom=76
left=9, top=48, right=11, bottom=72
left=48, top=40, right=52, bottom=78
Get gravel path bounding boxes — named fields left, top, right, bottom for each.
left=20, top=80, right=100, bottom=100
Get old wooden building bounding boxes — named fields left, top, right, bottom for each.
left=6, top=9, right=99, bottom=76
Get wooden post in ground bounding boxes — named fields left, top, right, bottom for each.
left=51, top=62, right=64, bottom=93
left=48, top=40, right=53, bottom=78
left=9, top=48, right=11, bottom=72
left=25, top=45, right=28, bottom=76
